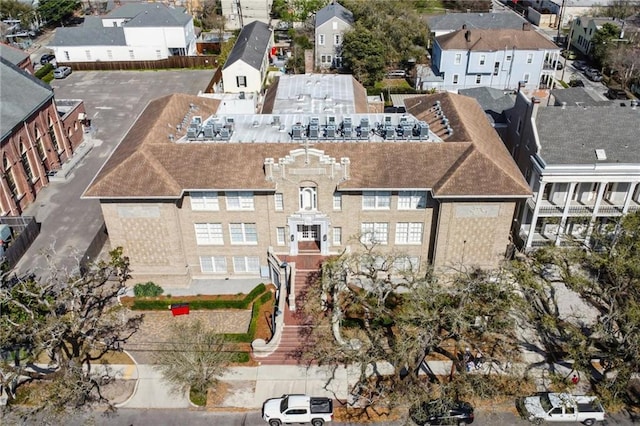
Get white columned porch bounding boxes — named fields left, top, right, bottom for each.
left=585, top=182, right=608, bottom=245
left=526, top=181, right=546, bottom=248
left=556, top=182, right=577, bottom=246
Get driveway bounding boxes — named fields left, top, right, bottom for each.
left=15, top=70, right=215, bottom=276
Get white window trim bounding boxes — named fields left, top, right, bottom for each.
left=333, top=193, right=342, bottom=210
left=194, top=223, right=223, bottom=245
left=362, top=191, right=391, bottom=210
left=191, top=191, right=219, bottom=211
left=453, top=74, right=459, bottom=85
left=274, top=193, right=284, bottom=211
left=454, top=53, right=461, bottom=65
left=229, top=223, right=258, bottom=245
left=361, top=222, right=389, bottom=245
left=479, top=54, right=486, bottom=65
left=200, top=256, right=227, bottom=273
left=226, top=191, right=254, bottom=211
left=333, top=227, right=342, bottom=245
left=395, top=222, right=423, bottom=245
left=233, top=256, right=260, bottom=273
left=319, top=34, right=325, bottom=45
left=398, top=191, right=426, bottom=209
left=276, top=227, right=286, bottom=245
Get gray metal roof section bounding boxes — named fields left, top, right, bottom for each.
left=222, top=21, right=271, bottom=71
left=536, top=103, right=640, bottom=165
left=49, top=18, right=126, bottom=46
left=106, top=3, right=190, bottom=25
left=427, top=12, right=527, bottom=32
left=269, top=74, right=357, bottom=114
left=315, top=1, right=354, bottom=28
left=550, top=87, right=608, bottom=107
left=0, top=58, right=53, bottom=141
left=0, top=43, right=29, bottom=65
left=458, top=87, right=516, bottom=123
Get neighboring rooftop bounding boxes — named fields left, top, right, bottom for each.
left=315, top=1, right=354, bottom=27
left=458, top=87, right=516, bottom=124
left=0, top=43, right=29, bottom=65
left=83, top=91, right=530, bottom=200
left=536, top=102, right=640, bottom=165
left=261, top=74, right=368, bottom=115
left=0, top=58, right=53, bottom=141
left=49, top=17, right=127, bottom=47
left=106, top=2, right=191, bottom=26
left=550, top=87, right=608, bottom=107
left=222, top=21, right=271, bottom=71
left=427, top=12, right=528, bottom=32
left=436, top=27, right=559, bottom=50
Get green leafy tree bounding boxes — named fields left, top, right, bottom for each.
left=511, top=211, right=640, bottom=407
left=37, top=0, right=80, bottom=26
left=592, top=0, right=640, bottom=20
left=301, top=243, right=524, bottom=416
left=341, top=24, right=386, bottom=86
left=153, top=320, right=233, bottom=404
left=591, top=22, right=622, bottom=68
left=0, top=0, right=34, bottom=28
left=0, top=248, right=143, bottom=421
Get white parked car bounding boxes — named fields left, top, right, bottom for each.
left=262, top=394, right=333, bottom=426
left=519, top=392, right=605, bottom=425
left=53, top=66, right=72, bottom=79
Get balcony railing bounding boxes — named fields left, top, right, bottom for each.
left=526, top=198, right=640, bottom=217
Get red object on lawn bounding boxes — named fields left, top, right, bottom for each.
left=170, top=303, right=190, bottom=316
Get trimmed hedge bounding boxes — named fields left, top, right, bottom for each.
left=224, top=292, right=272, bottom=343
left=131, top=283, right=266, bottom=310
left=35, top=63, right=54, bottom=79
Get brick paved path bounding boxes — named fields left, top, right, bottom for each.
left=124, top=310, right=252, bottom=364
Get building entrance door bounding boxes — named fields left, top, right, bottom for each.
left=297, top=224, right=320, bottom=252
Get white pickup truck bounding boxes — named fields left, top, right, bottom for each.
left=262, top=394, right=333, bottom=426
left=520, top=392, right=605, bottom=425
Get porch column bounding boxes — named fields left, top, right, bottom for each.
left=622, top=182, right=638, bottom=214
left=526, top=181, right=546, bottom=248
left=288, top=218, right=298, bottom=256
left=320, top=220, right=329, bottom=256
left=556, top=182, right=577, bottom=246
left=585, top=182, right=608, bottom=245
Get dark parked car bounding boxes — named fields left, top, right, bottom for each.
left=39, top=53, right=56, bottom=65
left=572, top=60, right=588, bottom=71
left=569, top=79, right=585, bottom=87
left=410, top=400, right=474, bottom=425
left=606, top=88, right=629, bottom=100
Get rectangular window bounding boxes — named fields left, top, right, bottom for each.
left=361, top=222, right=388, bottom=244
left=236, top=76, right=247, bottom=87
left=398, top=191, right=426, bottom=209
left=276, top=227, right=286, bottom=245
left=85, top=50, right=92, bottom=60
left=233, top=256, right=260, bottom=273
left=226, top=191, right=254, bottom=210
left=523, top=73, right=530, bottom=83
left=333, top=193, right=342, bottom=210
left=156, top=49, right=162, bottom=59
left=476, top=74, right=481, bottom=84
left=200, top=256, right=227, bottom=273
left=506, top=55, right=512, bottom=62
left=334, top=34, right=341, bottom=45
left=194, top=223, right=223, bottom=245
left=64, top=51, right=70, bottom=61
left=454, top=53, right=462, bottom=65
left=362, top=191, right=391, bottom=209
left=274, top=193, right=284, bottom=211
left=129, top=50, right=135, bottom=59
left=526, top=53, right=533, bottom=64
left=107, top=50, right=113, bottom=60
left=453, top=74, right=459, bottom=85
left=333, top=227, right=342, bottom=245
left=479, top=54, right=486, bottom=65
left=494, top=61, right=500, bottom=76
left=319, top=34, right=325, bottom=45
left=229, top=223, right=258, bottom=244
left=395, top=222, right=423, bottom=244
left=191, top=191, right=219, bottom=211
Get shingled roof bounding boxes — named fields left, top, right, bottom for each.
left=83, top=92, right=530, bottom=199
left=222, top=21, right=271, bottom=71
left=436, top=27, right=558, bottom=51
left=427, top=12, right=528, bottom=32
left=315, top=1, right=354, bottom=27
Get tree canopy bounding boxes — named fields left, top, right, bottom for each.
left=37, top=0, right=80, bottom=26
left=591, top=22, right=623, bottom=68
left=0, top=0, right=35, bottom=29
left=0, top=248, right=143, bottom=421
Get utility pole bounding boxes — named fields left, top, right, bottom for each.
left=557, top=0, right=566, bottom=42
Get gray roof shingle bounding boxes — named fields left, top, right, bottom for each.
left=49, top=17, right=126, bottom=46
left=107, top=3, right=191, bottom=26
left=223, top=21, right=271, bottom=71
left=428, top=12, right=528, bottom=32
left=0, top=43, right=29, bottom=65
left=315, top=1, right=354, bottom=28
left=0, top=58, right=53, bottom=141
left=536, top=104, right=640, bottom=164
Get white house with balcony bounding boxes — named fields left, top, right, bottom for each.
left=314, top=1, right=353, bottom=70
left=48, top=3, right=196, bottom=63
left=431, top=25, right=560, bottom=92
left=504, top=92, right=640, bottom=249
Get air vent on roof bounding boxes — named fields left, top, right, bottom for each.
left=595, top=149, right=607, bottom=161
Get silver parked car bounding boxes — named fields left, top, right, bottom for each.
left=53, top=66, right=72, bottom=79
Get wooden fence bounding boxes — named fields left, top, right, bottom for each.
left=58, top=55, right=219, bottom=71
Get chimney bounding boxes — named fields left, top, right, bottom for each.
left=531, top=96, right=541, bottom=120
left=465, top=30, right=471, bottom=42
left=523, top=22, right=531, bottom=31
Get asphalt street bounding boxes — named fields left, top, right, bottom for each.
left=15, top=70, right=215, bottom=276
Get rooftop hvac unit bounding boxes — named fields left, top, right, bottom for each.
left=384, top=116, right=392, bottom=125
left=187, top=126, right=198, bottom=140
left=328, top=116, right=336, bottom=126
left=384, top=125, right=395, bottom=139
left=343, top=127, right=353, bottom=138
left=401, top=124, right=413, bottom=136
left=360, top=117, right=369, bottom=128
left=309, top=125, right=319, bottom=139
left=203, top=125, right=215, bottom=139
left=271, top=116, right=280, bottom=127
left=326, top=125, right=336, bottom=138
left=292, top=125, right=303, bottom=139
left=310, top=117, right=320, bottom=126
left=415, top=122, right=429, bottom=138
left=219, top=127, right=231, bottom=140
left=343, top=117, right=352, bottom=130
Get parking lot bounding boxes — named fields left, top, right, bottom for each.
left=17, top=70, right=215, bottom=275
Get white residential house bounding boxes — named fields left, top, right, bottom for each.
left=315, top=1, right=353, bottom=70
left=48, top=3, right=196, bottom=63
left=219, top=0, right=273, bottom=30
left=504, top=92, right=640, bottom=249
left=221, top=21, right=273, bottom=94
left=431, top=25, right=561, bottom=92
left=568, top=16, right=638, bottom=55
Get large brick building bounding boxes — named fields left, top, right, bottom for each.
left=0, top=44, right=86, bottom=216
left=83, top=74, right=530, bottom=289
